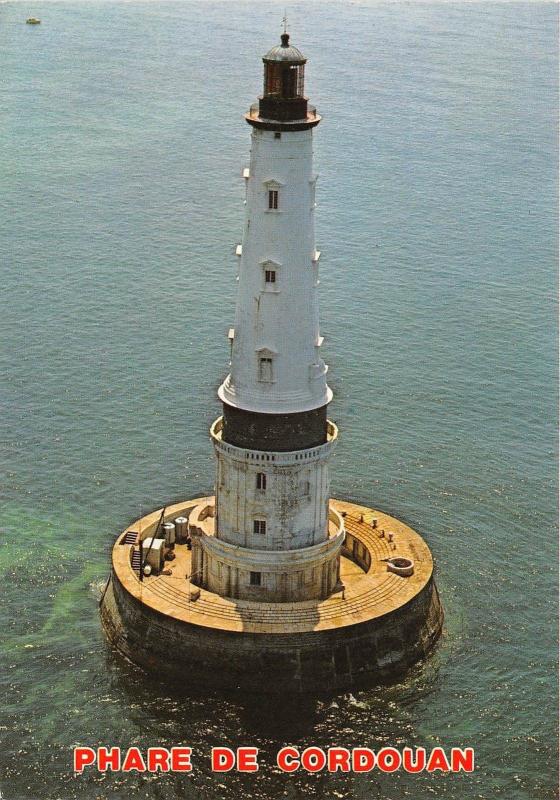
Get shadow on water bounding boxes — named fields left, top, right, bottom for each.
left=101, top=630, right=445, bottom=743
left=104, top=643, right=324, bottom=739
left=77, top=641, right=454, bottom=800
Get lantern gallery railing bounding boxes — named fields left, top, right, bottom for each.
left=210, top=416, right=337, bottom=466
left=247, top=101, right=319, bottom=124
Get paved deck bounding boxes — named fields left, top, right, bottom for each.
left=111, top=498, right=434, bottom=634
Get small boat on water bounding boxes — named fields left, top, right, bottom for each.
left=26, top=17, right=41, bottom=24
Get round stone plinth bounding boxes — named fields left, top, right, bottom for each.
left=100, top=498, right=443, bottom=693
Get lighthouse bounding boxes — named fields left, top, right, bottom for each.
left=190, top=33, right=343, bottom=603
left=100, top=32, right=443, bottom=694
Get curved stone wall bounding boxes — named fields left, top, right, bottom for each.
left=189, top=501, right=345, bottom=601
left=100, top=570, right=443, bottom=694
left=211, top=416, right=337, bottom=551
left=100, top=497, right=444, bottom=693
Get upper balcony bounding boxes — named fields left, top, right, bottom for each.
left=210, top=416, right=337, bottom=466
left=245, top=101, right=321, bottom=132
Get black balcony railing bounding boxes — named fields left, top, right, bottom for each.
left=250, top=98, right=320, bottom=123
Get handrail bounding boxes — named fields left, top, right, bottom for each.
left=140, top=505, right=166, bottom=580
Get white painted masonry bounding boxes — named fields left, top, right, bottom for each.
left=218, top=127, right=332, bottom=415
left=202, top=42, right=344, bottom=602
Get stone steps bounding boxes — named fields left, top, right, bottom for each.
left=131, top=550, right=142, bottom=572
left=139, top=512, right=419, bottom=629
left=146, top=570, right=406, bottom=627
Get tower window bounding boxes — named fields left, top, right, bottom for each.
left=265, top=270, right=276, bottom=284
left=250, top=571, right=261, bottom=586
left=268, top=189, right=279, bottom=210
left=258, top=357, right=273, bottom=382
left=256, top=472, right=267, bottom=491
left=253, top=519, right=266, bottom=535
left=274, top=132, right=282, bottom=140
left=264, top=62, right=282, bottom=95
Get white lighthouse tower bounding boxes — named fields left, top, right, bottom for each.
left=101, top=31, right=443, bottom=693
left=190, top=32, right=345, bottom=602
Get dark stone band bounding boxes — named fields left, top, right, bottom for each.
left=221, top=403, right=328, bottom=451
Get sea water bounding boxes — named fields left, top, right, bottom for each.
left=0, top=1, right=558, bottom=798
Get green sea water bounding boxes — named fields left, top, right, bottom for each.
left=1, top=1, right=558, bottom=798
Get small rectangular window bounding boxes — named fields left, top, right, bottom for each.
left=256, top=472, right=267, bottom=491
left=259, top=357, right=273, bottom=382
left=268, top=189, right=278, bottom=210
left=250, top=571, right=261, bottom=586
left=253, top=519, right=266, bottom=535
left=265, top=270, right=276, bottom=284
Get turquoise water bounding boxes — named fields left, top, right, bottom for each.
left=1, top=1, right=558, bottom=798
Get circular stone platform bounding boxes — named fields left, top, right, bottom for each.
left=100, top=498, right=443, bottom=693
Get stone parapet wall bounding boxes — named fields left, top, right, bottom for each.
left=101, top=571, right=443, bottom=694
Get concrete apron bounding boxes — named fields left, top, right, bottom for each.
left=100, top=498, right=444, bottom=694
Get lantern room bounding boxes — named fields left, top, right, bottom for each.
left=259, top=33, right=308, bottom=122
